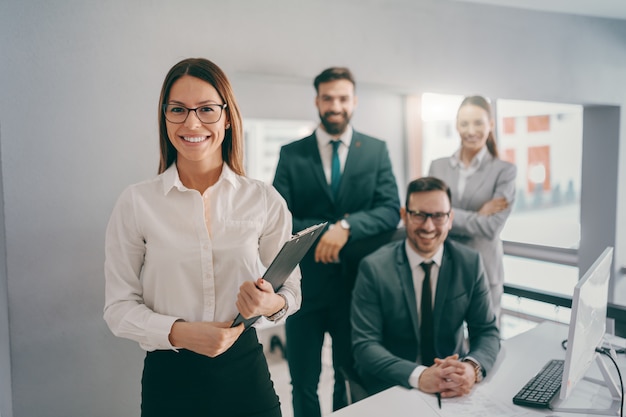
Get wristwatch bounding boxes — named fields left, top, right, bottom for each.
left=266, top=293, right=288, bottom=322
left=463, top=358, right=483, bottom=383
left=339, top=219, right=350, bottom=230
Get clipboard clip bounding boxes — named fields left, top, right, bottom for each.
left=293, top=222, right=328, bottom=239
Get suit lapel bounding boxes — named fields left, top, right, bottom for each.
left=305, top=134, right=334, bottom=201
left=395, top=244, right=421, bottom=342
left=433, top=245, right=452, bottom=333
left=335, top=131, right=363, bottom=203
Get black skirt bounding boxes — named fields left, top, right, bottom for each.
left=141, top=328, right=281, bottom=417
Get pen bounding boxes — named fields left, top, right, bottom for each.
left=436, top=392, right=442, bottom=409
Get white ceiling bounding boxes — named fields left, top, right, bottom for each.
left=453, top=0, right=626, bottom=20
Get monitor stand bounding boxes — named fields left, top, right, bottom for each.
left=552, top=353, right=622, bottom=416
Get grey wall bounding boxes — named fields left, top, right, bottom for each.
left=0, top=1, right=625, bottom=416
left=580, top=107, right=621, bottom=276
left=0, top=123, right=11, bottom=417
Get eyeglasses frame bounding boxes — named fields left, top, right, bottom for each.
left=405, top=209, right=451, bottom=225
left=162, top=103, right=228, bottom=124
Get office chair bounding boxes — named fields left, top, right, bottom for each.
left=338, top=366, right=369, bottom=405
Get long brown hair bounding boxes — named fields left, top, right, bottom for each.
left=157, top=58, right=244, bottom=175
left=458, top=95, right=499, bottom=158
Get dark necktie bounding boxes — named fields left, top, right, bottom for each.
left=330, top=140, right=341, bottom=197
left=420, top=262, right=435, bottom=366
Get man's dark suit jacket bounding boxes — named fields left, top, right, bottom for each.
left=351, top=239, right=500, bottom=394
left=273, top=130, right=400, bottom=313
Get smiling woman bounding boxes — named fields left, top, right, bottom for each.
left=428, top=96, right=517, bottom=323
left=103, top=58, right=302, bottom=417
left=162, top=75, right=230, bottom=183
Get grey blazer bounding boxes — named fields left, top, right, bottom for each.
left=429, top=153, right=516, bottom=314
left=351, top=239, right=500, bottom=394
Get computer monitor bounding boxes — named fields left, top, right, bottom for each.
left=554, top=246, right=620, bottom=415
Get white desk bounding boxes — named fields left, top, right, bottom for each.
left=329, top=322, right=624, bottom=417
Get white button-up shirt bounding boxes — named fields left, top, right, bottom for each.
left=104, top=163, right=301, bottom=351
left=315, top=125, right=353, bottom=184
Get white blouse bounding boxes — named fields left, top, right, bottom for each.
left=449, top=146, right=487, bottom=200
left=104, top=163, right=301, bottom=351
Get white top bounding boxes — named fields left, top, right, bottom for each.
left=315, top=125, right=353, bottom=184
left=104, top=163, right=301, bottom=351
left=449, top=146, right=488, bottom=200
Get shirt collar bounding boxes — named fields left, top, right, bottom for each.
left=404, top=240, right=444, bottom=270
left=315, top=125, right=353, bottom=148
left=449, top=145, right=488, bottom=169
left=161, top=162, right=239, bottom=195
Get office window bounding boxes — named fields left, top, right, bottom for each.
left=500, top=256, right=575, bottom=338
left=244, top=119, right=315, bottom=183
left=503, top=256, right=578, bottom=297
left=420, top=94, right=583, bottom=250
left=501, top=294, right=572, bottom=338
left=496, top=100, right=583, bottom=249
left=420, top=93, right=465, bottom=166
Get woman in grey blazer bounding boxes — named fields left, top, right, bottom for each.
left=429, top=96, right=516, bottom=322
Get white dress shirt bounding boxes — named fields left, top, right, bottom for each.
left=315, top=125, right=353, bottom=185
left=104, top=163, right=301, bottom=351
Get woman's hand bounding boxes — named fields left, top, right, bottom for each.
left=236, top=278, right=285, bottom=319
left=169, top=321, right=244, bottom=358
left=478, top=197, right=508, bottom=216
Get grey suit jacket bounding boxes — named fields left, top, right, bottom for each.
left=351, top=239, right=500, bottom=394
left=273, top=130, right=400, bottom=312
left=429, top=153, right=516, bottom=309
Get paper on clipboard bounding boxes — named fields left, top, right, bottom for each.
left=231, top=222, right=327, bottom=328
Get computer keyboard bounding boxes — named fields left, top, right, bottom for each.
left=512, top=359, right=564, bottom=408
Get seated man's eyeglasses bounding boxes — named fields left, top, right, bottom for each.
left=406, top=209, right=450, bottom=226
left=163, top=103, right=228, bottom=124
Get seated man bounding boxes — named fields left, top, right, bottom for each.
left=351, top=176, right=500, bottom=398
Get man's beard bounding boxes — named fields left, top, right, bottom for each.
left=320, top=111, right=351, bottom=136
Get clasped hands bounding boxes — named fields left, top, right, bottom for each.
left=169, top=278, right=284, bottom=358
left=418, top=354, right=477, bottom=398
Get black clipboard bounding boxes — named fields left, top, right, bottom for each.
left=231, top=222, right=327, bottom=328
